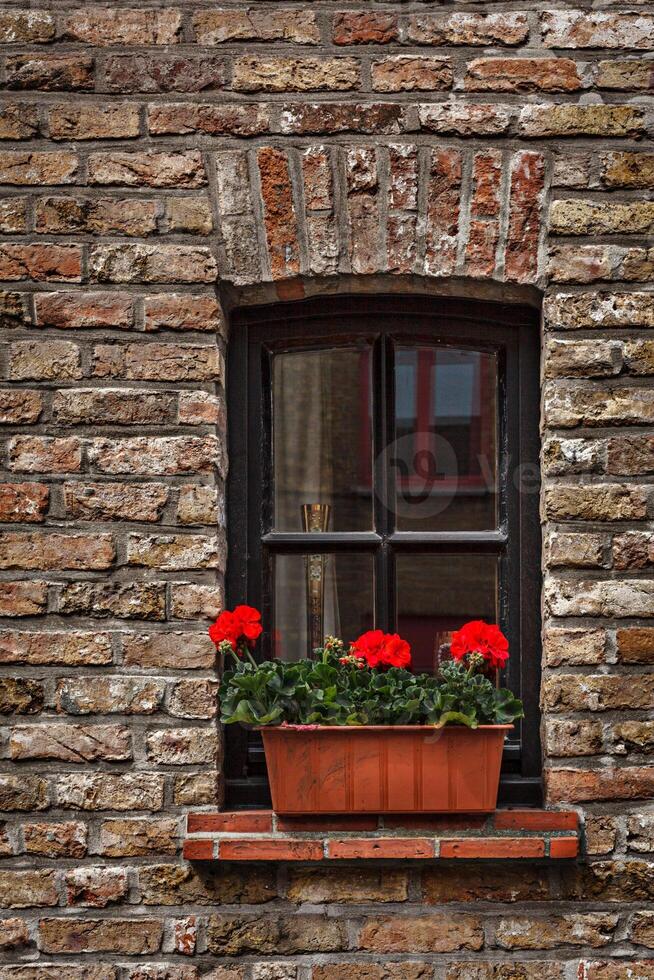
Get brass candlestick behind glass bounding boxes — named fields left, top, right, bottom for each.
left=302, top=504, right=331, bottom=657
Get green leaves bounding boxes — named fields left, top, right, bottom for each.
left=219, top=650, right=524, bottom=729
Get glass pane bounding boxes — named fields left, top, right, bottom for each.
left=396, top=553, right=499, bottom=674
left=273, top=347, right=372, bottom=532
left=273, top=552, right=374, bottom=661
left=393, top=346, right=497, bottom=531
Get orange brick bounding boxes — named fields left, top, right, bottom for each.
left=218, top=839, right=324, bottom=861
left=276, top=814, right=378, bottom=832
left=183, top=839, right=214, bottom=860
left=494, top=809, right=579, bottom=831
left=440, top=838, right=545, bottom=859
left=549, top=836, right=579, bottom=859
left=187, top=810, right=273, bottom=834
left=328, top=837, right=435, bottom=860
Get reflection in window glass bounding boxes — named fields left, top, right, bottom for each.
left=396, top=553, right=498, bottom=675
left=273, top=552, right=374, bottom=661
left=273, top=348, right=372, bottom=532
left=394, top=347, right=497, bottom=532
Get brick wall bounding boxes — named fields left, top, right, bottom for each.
left=0, top=1, right=653, bottom=977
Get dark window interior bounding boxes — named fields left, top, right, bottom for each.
left=226, top=295, right=542, bottom=808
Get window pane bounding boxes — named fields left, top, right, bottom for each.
left=272, top=552, right=374, bottom=661
left=394, top=346, right=497, bottom=531
left=273, top=347, right=372, bottom=532
left=396, top=553, right=499, bottom=674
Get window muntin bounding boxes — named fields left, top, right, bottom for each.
left=227, top=296, right=541, bottom=807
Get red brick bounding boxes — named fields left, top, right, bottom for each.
left=187, top=811, right=273, bottom=834
left=550, top=836, right=580, bottom=859
left=35, top=291, right=134, bottom=329
left=279, top=102, right=403, bottom=136
left=505, top=151, right=546, bottom=284
left=6, top=55, right=94, bottom=92
left=384, top=815, right=488, bottom=831
left=465, top=58, right=583, bottom=93
left=0, top=390, right=42, bottom=424
left=193, top=9, right=318, bottom=45
left=547, top=767, right=654, bottom=804
left=328, top=838, right=435, bottom=860
left=0, top=483, right=48, bottom=523
left=183, top=839, right=214, bottom=861
left=494, top=810, right=579, bottom=832
left=257, top=147, right=300, bottom=280
left=465, top=148, right=502, bottom=278
left=61, top=8, right=182, bottom=45
left=424, top=148, right=461, bottom=276
left=0, top=244, right=82, bottom=282
left=8, top=437, right=82, bottom=474
left=105, top=54, right=227, bottom=94
left=333, top=12, right=398, bottom=45
left=0, top=151, right=78, bottom=186
left=148, top=102, right=268, bottom=136
left=440, top=838, right=545, bottom=859
left=277, top=815, right=379, bottom=832
left=219, top=839, right=324, bottom=861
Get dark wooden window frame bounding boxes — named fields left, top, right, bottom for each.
left=226, top=294, right=542, bottom=809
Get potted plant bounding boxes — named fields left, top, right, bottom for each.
left=211, top=609, right=523, bottom=815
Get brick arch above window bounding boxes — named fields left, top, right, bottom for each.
left=212, top=144, right=548, bottom=290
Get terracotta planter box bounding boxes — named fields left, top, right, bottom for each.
left=261, top=724, right=512, bottom=815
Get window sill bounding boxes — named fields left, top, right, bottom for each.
left=184, top=809, right=580, bottom=862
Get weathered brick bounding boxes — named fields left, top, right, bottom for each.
left=207, top=913, right=346, bottom=954
left=545, top=718, right=604, bottom=757
left=372, top=57, right=452, bottom=93
left=544, top=484, right=647, bottom=521
left=0, top=151, right=78, bottom=185
left=0, top=630, right=112, bottom=666
left=423, top=865, right=551, bottom=904
left=551, top=200, right=654, bottom=236
left=99, top=817, right=179, bottom=857
left=104, top=55, right=227, bottom=94
left=123, top=632, right=216, bottom=670
left=9, top=339, right=82, bottom=381
left=544, top=382, right=654, bottom=428
left=60, top=8, right=181, bottom=45
left=140, top=864, right=275, bottom=906
left=169, top=584, right=222, bottom=622
left=58, top=581, right=165, bottom=621
left=0, top=677, right=43, bottom=714
left=143, top=293, right=223, bottom=333
left=465, top=58, right=583, bottom=92
left=64, top=482, right=169, bottom=523
left=54, top=389, right=175, bottom=426
left=5, top=55, right=94, bottom=91
left=164, top=197, right=213, bottom=235
left=23, top=821, right=87, bottom=858
left=407, top=12, right=528, bottom=46
left=630, top=913, right=654, bottom=948
left=358, top=915, right=483, bottom=953
left=8, top=436, right=81, bottom=473
left=88, top=151, right=205, bottom=188
left=48, top=104, right=140, bottom=141
left=168, top=679, right=218, bottom=720
left=547, top=575, right=654, bottom=618
left=545, top=531, right=606, bottom=569
left=586, top=816, right=619, bottom=856
left=0, top=918, right=29, bottom=951
left=149, top=102, right=268, bottom=137
left=55, top=677, right=165, bottom=715
left=146, top=727, right=218, bottom=765
left=0, top=243, right=82, bottom=282
left=597, top=60, right=654, bottom=90
left=333, top=12, right=398, bottom=45
left=613, top=721, right=654, bottom=755
left=257, top=147, right=300, bottom=280
left=176, top=485, right=220, bottom=526
left=0, top=482, right=49, bottom=523
left=90, top=243, right=216, bottom=284
left=617, top=627, right=654, bottom=664
left=0, top=774, right=48, bottom=811
left=0, top=532, right=114, bottom=571
left=39, top=917, right=163, bottom=954
left=37, top=196, right=156, bottom=238
left=193, top=9, right=318, bottom=44
left=57, top=773, right=164, bottom=811
left=0, top=197, right=28, bottom=231
left=547, top=245, right=616, bottom=285
left=126, top=533, right=220, bottom=570
left=547, top=767, right=654, bottom=803
left=92, top=342, right=220, bottom=381
left=35, top=291, right=134, bottom=329
left=10, top=724, right=131, bottom=762
left=628, top=814, right=654, bottom=853
left=0, top=105, right=39, bottom=141
left=418, top=103, right=512, bottom=136
left=614, top=532, right=654, bottom=571
left=0, top=870, right=57, bottom=909
left=174, top=771, right=218, bottom=806
left=542, top=11, right=654, bottom=49
left=505, top=151, right=545, bottom=283
left=544, top=337, right=622, bottom=378
left=543, top=627, right=607, bottom=667
left=0, top=10, right=55, bottom=43
left=519, top=104, right=644, bottom=138
left=424, top=148, right=461, bottom=276
left=608, top=437, right=654, bottom=476
left=233, top=57, right=360, bottom=93
left=64, top=867, right=128, bottom=909
left=279, top=103, right=403, bottom=135
left=0, top=290, right=30, bottom=327
left=0, top=581, right=47, bottom=618
left=465, top=149, right=501, bottom=278
left=496, top=914, right=618, bottom=949
left=88, top=436, right=220, bottom=475
left=447, top=966, right=564, bottom=980
left=602, top=152, right=654, bottom=189
left=0, top=390, right=42, bottom=424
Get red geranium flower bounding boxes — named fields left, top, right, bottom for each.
left=352, top=629, right=411, bottom=670
left=450, top=620, right=509, bottom=671
left=209, top=605, right=262, bottom=657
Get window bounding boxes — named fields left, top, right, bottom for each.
left=226, top=295, right=541, bottom=807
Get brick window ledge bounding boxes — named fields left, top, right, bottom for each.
left=184, top=809, right=580, bottom=862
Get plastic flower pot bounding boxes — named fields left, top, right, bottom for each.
left=260, top=724, right=512, bottom=815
